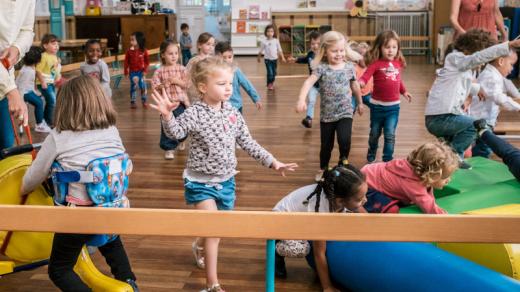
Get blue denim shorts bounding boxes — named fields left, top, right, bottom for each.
left=184, top=177, right=236, bottom=210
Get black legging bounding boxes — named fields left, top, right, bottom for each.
left=320, top=118, right=353, bottom=169
left=48, top=233, right=135, bottom=292
left=480, top=130, right=520, bottom=181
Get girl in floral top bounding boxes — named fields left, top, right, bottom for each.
left=296, top=31, right=364, bottom=181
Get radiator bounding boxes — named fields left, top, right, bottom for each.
left=375, top=11, right=430, bottom=55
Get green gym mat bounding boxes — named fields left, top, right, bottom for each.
left=401, top=179, right=520, bottom=214
left=434, top=157, right=515, bottom=198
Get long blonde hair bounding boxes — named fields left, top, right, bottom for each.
left=407, top=142, right=459, bottom=187
left=311, top=31, right=362, bottom=68
left=367, top=30, right=406, bottom=66
left=54, top=75, right=116, bottom=132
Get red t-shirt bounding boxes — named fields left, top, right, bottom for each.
left=124, top=47, right=149, bottom=75
left=359, top=59, right=406, bottom=104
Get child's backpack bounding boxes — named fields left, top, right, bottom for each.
left=363, top=188, right=400, bottom=213
left=50, top=153, right=132, bottom=246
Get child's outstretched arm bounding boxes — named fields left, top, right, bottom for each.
left=150, top=88, right=195, bottom=140
left=351, top=80, right=364, bottom=116
left=313, top=241, right=339, bottom=292
left=454, top=41, right=519, bottom=72
left=296, top=75, right=319, bottom=113
left=237, top=68, right=262, bottom=110
left=411, top=190, right=447, bottom=214
left=235, top=114, right=297, bottom=176
left=504, top=78, right=520, bottom=99
left=482, top=79, right=520, bottom=112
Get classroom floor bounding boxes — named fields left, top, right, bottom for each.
left=1, top=56, right=519, bottom=291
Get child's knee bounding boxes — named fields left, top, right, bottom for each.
left=132, top=76, right=139, bottom=84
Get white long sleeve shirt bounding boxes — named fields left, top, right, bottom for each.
left=504, top=78, right=520, bottom=99
left=425, top=42, right=510, bottom=116
left=0, top=0, right=35, bottom=98
left=470, top=64, right=520, bottom=126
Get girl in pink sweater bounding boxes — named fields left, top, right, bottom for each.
left=361, top=142, right=459, bottom=214
left=358, top=30, right=413, bottom=163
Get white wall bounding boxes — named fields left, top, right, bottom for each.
left=231, top=0, right=347, bottom=18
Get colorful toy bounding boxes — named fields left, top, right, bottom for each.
left=0, top=151, right=132, bottom=291
left=86, top=0, right=102, bottom=16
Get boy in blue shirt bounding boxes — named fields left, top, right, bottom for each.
left=290, top=31, right=321, bottom=128
left=215, top=41, right=262, bottom=113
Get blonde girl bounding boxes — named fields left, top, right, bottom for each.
left=361, top=142, right=459, bottom=214
left=150, top=57, right=298, bottom=292
left=296, top=31, right=363, bottom=181
left=185, top=32, right=215, bottom=73
left=186, top=32, right=216, bottom=101
left=20, top=76, right=138, bottom=291
left=358, top=30, right=412, bottom=164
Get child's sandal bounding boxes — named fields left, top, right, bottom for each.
left=191, top=240, right=205, bottom=269
left=200, top=284, right=225, bottom=292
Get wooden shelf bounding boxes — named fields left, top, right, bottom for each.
left=232, top=19, right=272, bottom=21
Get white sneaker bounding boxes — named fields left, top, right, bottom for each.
left=178, top=141, right=186, bottom=151
left=35, top=122, right=51, bottom=133
left=164, top=150, right=175, bottom=160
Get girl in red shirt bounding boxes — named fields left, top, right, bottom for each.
left=359, top=30, right=413, bottom=163
left=124, top=31, right=150, bottom=109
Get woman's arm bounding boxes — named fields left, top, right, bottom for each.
left=450, top=0, right=466, bottom=35
left=495, top=0, right=508, bottom=41
left=313, top=241, right=337, bottom=292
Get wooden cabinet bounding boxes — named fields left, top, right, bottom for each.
left=76, top=14, right=176, bottom=53
left=120, top=15, right=174, bottom=52
left=272, top=11, right=375, bottom=38
left=76, top=16, right=120, bottom=52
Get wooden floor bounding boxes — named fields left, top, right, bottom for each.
left=1, top=56, right=519, bottom=291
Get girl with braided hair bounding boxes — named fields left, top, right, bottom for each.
left=272, top=163, right=368, bottom=291
left=362, top=141, right=459, bottom=214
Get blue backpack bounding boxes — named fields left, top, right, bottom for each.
left=50, top=153, right=132, bottom=246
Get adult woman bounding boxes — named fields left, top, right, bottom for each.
left=450, top=0, right=508, bottom=41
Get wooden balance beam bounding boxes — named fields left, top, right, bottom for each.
left=0, top=205, right=519, bottom=243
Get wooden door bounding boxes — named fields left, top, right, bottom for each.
left=121, top=16, right=146, bottom=52
left=145, top=16, right=166, bottom=50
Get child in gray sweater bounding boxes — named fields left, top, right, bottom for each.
left=150, top=57, right=297, bottom=292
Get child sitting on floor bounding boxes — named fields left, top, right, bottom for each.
left=273, top=163, right=367, bottom=292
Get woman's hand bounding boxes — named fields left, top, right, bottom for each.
left=149, top=88, right=180, bottom=120
left=271, top=160, right=298, bottom=177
